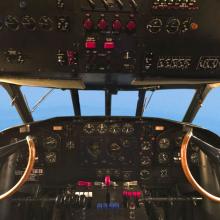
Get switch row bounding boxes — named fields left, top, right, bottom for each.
left=83, top=14, right=136, bottom=32
left=85, top=38, right=115, bottom=50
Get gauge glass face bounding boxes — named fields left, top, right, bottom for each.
left=141, top=141, right=151, bottom=151
left=83, top=123, right=95, bottom=134
left=66, top=140, right=75, bottom=150
left=39, top=16, right=53, bottom=31
left=45, top=152, right=57, bottom=164
left=147, top=18, right=162, bottom=33
left=158, top=152, right=169, bottom=164
left=122, top=123, right=134, bottom=134
left=140, top=170, right=151, bottom=180
left=140, top=156, right=152, bottom=166
left=159, top=138, right=170, bottom=149
left=21, top=16, right=36, bottom=31
left=43, top=136, right=58, bottom=151
left=97, top=123, right=108, bottom=134
left=175, top=136, right=183, bottom=147
left=87, top=143, right=102, bottom=159
left=108, top=143, right=122, bottom=158
left=109, top=124, right=120, bottom=134
left=166, top=18, right=180, bottom=33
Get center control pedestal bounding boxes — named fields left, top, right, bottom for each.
left=71, top=176, right=148, bottom=220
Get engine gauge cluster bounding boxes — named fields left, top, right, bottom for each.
left=83, top=122, right=135, bottom=135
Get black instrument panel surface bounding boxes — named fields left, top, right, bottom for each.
left=0, top=1, right=220, bottom=86
left=1, top=116, right=219, bottom=188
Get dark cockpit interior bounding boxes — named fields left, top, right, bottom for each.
left=0, top=1, right=220, bottom=220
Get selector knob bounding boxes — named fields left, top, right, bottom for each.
left=83, top=18, right=93, bottom=31
left=98, top=18, right=108, bottom=31
left=19, top=0, right=27, bottom=9
left=112, top=19, right=122, bottom=31
left=126, top=20, right=136, bottom=32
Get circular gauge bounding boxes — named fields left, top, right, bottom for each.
left=140, top=170, right=151, bottom=180
left=87, top=143, right=101, bottom=159
left=190, top=152, right=199, bottom=164
left=140, top=156, right=152, bottom=166
left=97, top=123, right=108, bottom=134
left=43, top=136, right=59, bottom=151
left=160, top=168, right=169, bottom=178
left=5, top=15, right=20, bottom=31
left=109, top=124, right=121, bottom=134
left=159, top=138, right=170, bottom=149
left=21, top=16, right=36, bottom=31
left=147, top=18, right=162, bottom=34
left=108, top=143, right=122, bottom=158
left=175, top=135, right=183, bottom=147
left=166, top=18, right=180, bottom=34
left=158, top=152, right=169, bottom=164
left=122, top=123, right=134, bottom=135
left=45, top=152, right=57, bottom=164
left=83, top=123, right=95, bottom=134
left=39, top=16, right=53, bottom=31
left=66, top=140, right=75, bottom=150
left=141, top=140, right=152, bottom=151
left=181, top=19, right=190, bottom=33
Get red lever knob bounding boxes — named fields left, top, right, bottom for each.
left=126, top=20, right=136, bottom=32
left=112, top=19, right=122, bottom=31
left=105, top=176, right=111, bottom=187
left=98, top=18, right=108, bottom=30
left=83, top=18, right=93, bottom=30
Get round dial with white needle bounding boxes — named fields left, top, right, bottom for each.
left=43, top=136, right=59, bottom=151
left=45, top=152, right=57, bottom=164
left=83, top=123, right=95, bottom=134
left=97, top=123, right=108, bottom=134
left=109, top=124, right=121, bottom=134
left=122, top=123, right=134, bottom=134
left=159, top=138, right=170, bottom=149
left=141, top=140, right=152, bottom=151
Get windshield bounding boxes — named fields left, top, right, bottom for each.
left=21, top=86, right=74, bottom=120
left=194, top=87, right=220, bottom=135
left=112, top=91, right=139, bottom=116
left=1, top=85, right=220, bottom=136
left=79, top=90, right=105, bottom=116
left=143, top=89, right=196, bottom=121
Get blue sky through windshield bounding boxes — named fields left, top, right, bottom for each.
left=0, top=86, right=22, bottom=130
left=1, top=86, right=220, bottom=136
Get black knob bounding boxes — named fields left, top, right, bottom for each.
left=19, top=0, right=27, bottom=9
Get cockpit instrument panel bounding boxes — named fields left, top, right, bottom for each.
left=0, top=0, right=220, bottom=87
